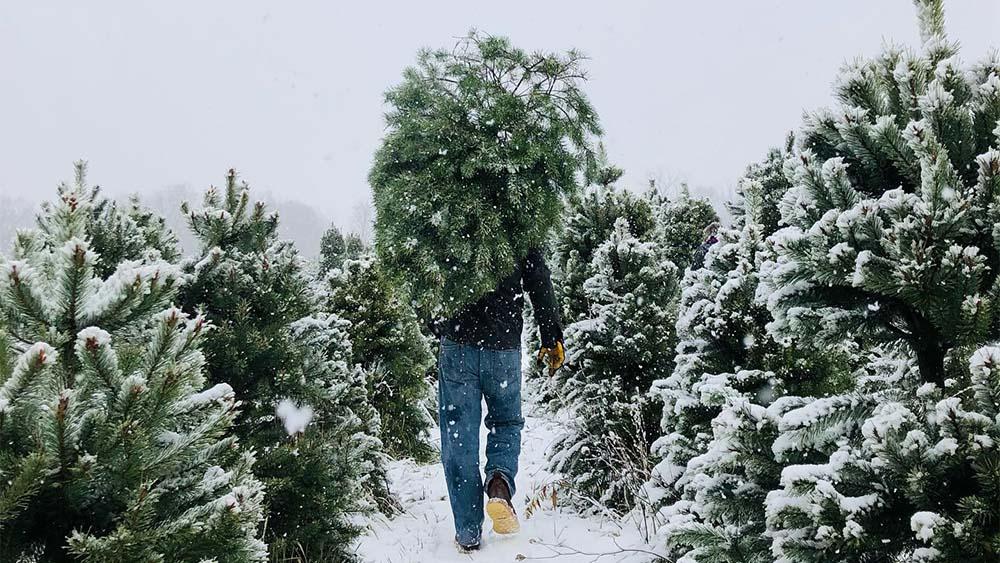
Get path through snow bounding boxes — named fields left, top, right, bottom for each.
left=354, top=389, right=657, bottom=562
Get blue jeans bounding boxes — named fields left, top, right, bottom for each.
left=438, top=337, right=524, bottom=545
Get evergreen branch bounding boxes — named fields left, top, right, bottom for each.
left=913, top=0, right=947, bottom=43
left=0, top=452, right=49, bottom=527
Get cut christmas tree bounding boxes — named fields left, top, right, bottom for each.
left=370, top=30, right=602, bottom=321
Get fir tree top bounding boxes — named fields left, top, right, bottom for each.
left=182, top=169, right=282, bottom=255
left=726, top=135, right=795, bottom=234
left=371, top=30, right=602, bottom=318
left=3, top=166, right=183, bottom=355
left=18, top=163, right=181, bottom=280
left=555, top=183, right=657, bottom=324
left=318, top=223, right=365, bottom=275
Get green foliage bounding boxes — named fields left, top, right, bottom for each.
left=554, top=184, right=658, bottom=326
left=318, top=224, right=365, bottom=275
left=549, top=218, right=679, bottom=513
left=0, top=178, right=265, bottom=562
left=179, top=171, right=387, bottom=560
left=651, top=186, right=718, bottom=272
left=179, top=172, right=313, bottom=407
left=765, top=349, right=1000, bottom=563
left=727, top=135, right=796, bottom=234
left=260, top=314, right=388, bottom=559
left=87, top=198, right=180, bottom=279
left=647, top=149, right=854, bottom=562
left=371, top=30, right=602, bottom=320
left=590, top=143, right=625, bottom=188
left=325, top=255, right=435, bottom=462
left=746, top=3, right=1000, bottom=561
left=22, top=162, right=180, bottom=280
left=760, top=17, right=1000, bottom=386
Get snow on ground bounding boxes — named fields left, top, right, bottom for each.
left=354, top=386, right=656, bottom=563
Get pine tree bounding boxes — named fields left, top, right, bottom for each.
left=757, top=2, right=1000, bottom=560
left=726, top=136, right=796, bottom=234
left=0, top=172, right=266, bottom=562
left=370, top=31, right=601, bottom=320
left=179, top=171, right=388, bottom=559
left=87, top=194, right=181, bottom=278
left=764, top=347, right=1000, bottom=563
left=28, top=163, right=181, bottom=279
left=759, top=5, right=1000, bottom=387
left=324, top=254, right=436, bottom=462
left=548, top=218, right=678, bottom=513
left=646, top=150, right=854, bottom=562
left=527, top=181, right=655, bottom=403
left=265, top=313, right=388, bottom=561
left=651, top=186, right=719, bottom=273
left=554, top=184, right=658, bottom=328
left=318, top=223, right=365, bottom=276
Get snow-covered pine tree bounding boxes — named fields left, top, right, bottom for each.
left=764, top=346, right=1000, bottom=563
left=28, top=162, right=181, bottom=279
left=650, top=185, right=719, bottom=273
left=370, top=31, right=601, bottom=321
left=726, top=136, right=796, bottom=235
left=533, top=181, right=657, bottom=405
left=87, top=195, right=181, bottom=278
left=326, top=254, right=435, bottom=461
left=318, top=223, right=365, bottom=276
left=179, top=171, right=388, bottom=559
left=554, top=183, right=657, bottom=329
left=759, top=2, right=1000, bottom=560
left=647, top=149, right=854, bottom=562
left=519, top=145, right=623, bottom=376
left=267, top=313, right=388, bottom=561
left=324, top=254, right=436, bottom=461
left=549, top=218, right=678, bottom=513
left=760, top=4, right=1000, bottom=387
left=0, top=174, right=265, bottom=562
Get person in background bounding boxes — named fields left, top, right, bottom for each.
left=690, top=221, right=721, bottom=271
left=435, top=247, right=564, bottom=552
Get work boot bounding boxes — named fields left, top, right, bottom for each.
left=455, top=538, right=480, bottom=553
left=485, top=473, right=520, bottom=534
left=455, top=527, right=481, bottom=553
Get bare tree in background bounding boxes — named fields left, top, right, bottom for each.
left=351, top=198, right=374, bottom=244
left=0, top=195, right=38, bottom=253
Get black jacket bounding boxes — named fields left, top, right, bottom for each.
left=437, top=248, right=563, bottom=350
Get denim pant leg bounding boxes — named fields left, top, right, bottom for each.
left=438, top=339, right=484, bottom=543
left=482, top=347, right=524, bottom=496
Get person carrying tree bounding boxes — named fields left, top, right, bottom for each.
left=369, top=31, right=601, bottom=552
left=434, top=249, right=565, bottom=550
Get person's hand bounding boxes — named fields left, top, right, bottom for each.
left=537, top=341, right=565, bottom=376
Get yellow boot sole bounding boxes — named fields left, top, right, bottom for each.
left=486, top=498, right=520, bottom=534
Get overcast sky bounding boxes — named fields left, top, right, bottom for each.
left=1, top=1, right=997, bottom=228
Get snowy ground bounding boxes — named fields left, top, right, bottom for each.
left=353, top=387, right=657, bottom=563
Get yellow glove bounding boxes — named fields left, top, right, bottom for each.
left=537, top=341, right=565, bottom=376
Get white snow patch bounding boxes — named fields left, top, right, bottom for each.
left=276, top=399, right=314, bottom=436
left=76, top=327, right=112, bottom=347
left=181, top=383, right=234, bottom=410
left=911, top=511, right=943, bottom=543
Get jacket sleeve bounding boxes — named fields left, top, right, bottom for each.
left=522, top=247, right=564, bottom=348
